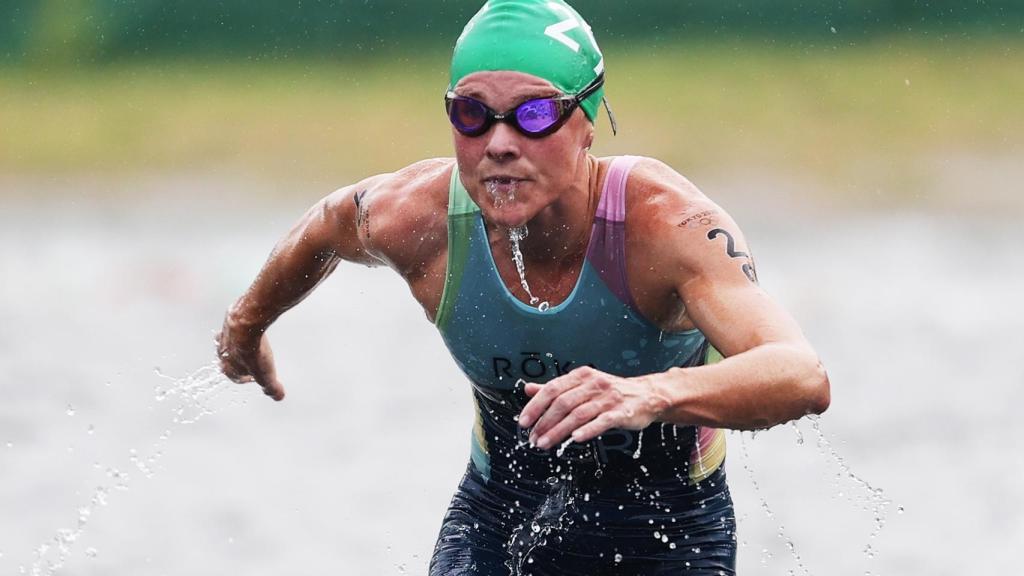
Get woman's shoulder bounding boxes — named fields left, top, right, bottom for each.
left=594, top=155, right=719, bottom=225
left=357, top=158, right=455, bottom=273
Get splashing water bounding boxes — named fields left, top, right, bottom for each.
left=555, top=438, right=575, bottom=458
left=805, top=415, right=899, bottom=548
left=791, top=421, right=805, bottom=445
left=631, top=428, right=645, bottom=459
left=505, top=476, right=575, bottom=575
left=484, top=179, right=549, bottom=312
left=738, top=417, right=901, bottom=575
left=22, top=363, right=240, bottom=576
left=507, top=225, right=549, bottom=312
left=739, top=433, right=810, bottom=575
left=692, top=427, right=708, bottom=478
left=486, top=178, right=518, bottom=209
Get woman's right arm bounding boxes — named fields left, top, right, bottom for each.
left=216, top=175, right=389, bottom=400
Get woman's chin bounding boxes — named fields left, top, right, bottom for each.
left=485, top=205, right=532, bottom=229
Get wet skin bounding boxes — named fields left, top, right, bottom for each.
left=217, top=70, right=830, bottom=445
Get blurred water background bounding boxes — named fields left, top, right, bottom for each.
left=1, top=2, right=1022, bottom=574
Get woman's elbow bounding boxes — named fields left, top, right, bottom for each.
left=804, top=360, right=831, bottom=415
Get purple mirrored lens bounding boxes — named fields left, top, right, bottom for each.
left=450, top=98, right=488, bottom=132
left=516, top=99, right=561, bottom=133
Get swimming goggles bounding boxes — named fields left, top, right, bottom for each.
left=444, top=73, right=617, bottom=138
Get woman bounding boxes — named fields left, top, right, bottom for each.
left=217, top=1, right=830, bottom=573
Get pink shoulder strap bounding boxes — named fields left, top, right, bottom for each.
left=595, top=155, right=641, bottom=223
left=587, top=155, right=643, bottom=313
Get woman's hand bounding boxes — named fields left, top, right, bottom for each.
left=516, top=366, right=669, bottom=449
left=215, top=315, right=286, bottom=401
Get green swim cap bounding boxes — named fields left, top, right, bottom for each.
left=450, top=0, right=607, bottom=124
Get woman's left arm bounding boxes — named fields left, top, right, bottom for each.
left=518, top=169, right=829, bottom=448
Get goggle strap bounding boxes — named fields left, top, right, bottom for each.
left=576, top=72, right=605, bottom=102
left=603, top=96, right=619, bottom=136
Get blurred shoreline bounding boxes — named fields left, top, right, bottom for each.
left=2, top=38, right=1021, bottom=211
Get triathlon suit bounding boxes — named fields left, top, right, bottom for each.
left=430, top=156, right=736, bottom=575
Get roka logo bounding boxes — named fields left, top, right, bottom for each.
left=492, top=352, right=592, bottom=381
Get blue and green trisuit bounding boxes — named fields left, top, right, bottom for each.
left=431, top=156, right=736, bottom=575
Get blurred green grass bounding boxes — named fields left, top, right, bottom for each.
left=2, top=38, right=1021, bottom=198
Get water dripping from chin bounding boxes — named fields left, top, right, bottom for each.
left=507, top=225, right=549, bottom=312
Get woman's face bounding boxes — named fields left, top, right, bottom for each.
left=450, top=71, right=595, bottom=228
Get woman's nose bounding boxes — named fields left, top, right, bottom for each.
left=484, top=121, right=522, bottom=163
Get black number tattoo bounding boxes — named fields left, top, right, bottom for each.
left=707, top=228, right=758, bottom=283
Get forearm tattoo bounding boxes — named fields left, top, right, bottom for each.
left=354, top=189, right=370, bottom=239
left=707, top=228, right=758, bottom=284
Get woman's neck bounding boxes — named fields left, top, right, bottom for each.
left=498, top=154, right=600, bottom=266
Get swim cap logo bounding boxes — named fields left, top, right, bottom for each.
left=544, top=2, right=604, bottom=74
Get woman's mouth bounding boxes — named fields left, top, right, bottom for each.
left=484, top=177, right=525, bottom=207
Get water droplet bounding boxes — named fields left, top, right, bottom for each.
left=791, top=421, right=804, bottom=445
left=632, top=429, right=644, bottom=459
left=508, top=225, right=546, bottom=309
left=85, top=547, right=98, bottom=558
left=66, top=404, right=76, bottom=417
